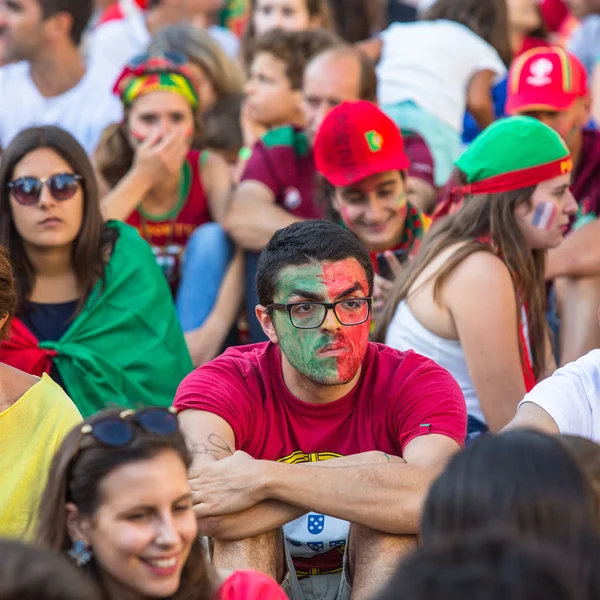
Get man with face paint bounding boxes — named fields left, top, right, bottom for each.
left=314, top=101, right=431, bottom=314
left=175, top=220, right=466, bottom=600
left=507, top=47, right=600, bottom=364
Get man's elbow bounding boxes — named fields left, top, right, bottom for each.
left=197, top=515, right=244, bottom=541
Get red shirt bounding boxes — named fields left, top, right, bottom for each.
left=126, top=150, right=211, bottom=293
left=570, top=129, right=600, bottom=231
left=175, top=341, right=466, bottom=575
left=240, top=126, right=322, bottom=220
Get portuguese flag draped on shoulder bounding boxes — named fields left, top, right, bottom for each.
left=0, top=221, right=193, bottom=417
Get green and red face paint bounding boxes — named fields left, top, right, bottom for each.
left=272, top=259, right=370, bottom=386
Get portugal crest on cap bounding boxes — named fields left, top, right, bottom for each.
left=365, top=130, right=383, bottom=153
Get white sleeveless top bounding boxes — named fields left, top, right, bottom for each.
left=385, top=300, right=484, bottom=423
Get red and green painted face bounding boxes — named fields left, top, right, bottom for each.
left=272, top=259, right=371, bottom=386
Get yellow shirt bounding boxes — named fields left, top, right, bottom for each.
left=0, top=374, right=81, bottom=540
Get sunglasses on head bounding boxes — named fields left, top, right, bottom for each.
left=128, top=51, right=188, bottom=69
left=7, top=173, right=82, bottom=206
left=76, top=407, right=179, bottom=450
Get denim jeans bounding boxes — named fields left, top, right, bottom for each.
left=466, top=415, right=489, bottom=446
left=176, top=222, right=234, bottom=332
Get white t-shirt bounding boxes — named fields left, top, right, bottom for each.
left=0, top=61, right=122, bottom=155
left=377, top=20, right=507, bottom=131
left=519, top=350, right=600, bottom=442
left=88, top=0, right=240, bottom=87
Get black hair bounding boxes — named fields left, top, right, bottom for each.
left=375, top=530, right=586, bottom=600
left=256, top=220, right=374, bottom=306
left=38, top=0, right=93, bottom=46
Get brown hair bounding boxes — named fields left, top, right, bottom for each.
left=0, top=538, right=102, bottom=600
left=0, top=127, right=117, bottom=315
left=423, top=0, right=512, bottom=66
left=0, top=246, right=17, bottom=340
left=242, top=0, right=333, bottom=61
left=375, top=173, right=548, bottom=381
left=327, top=0, right=385, bottom=43
left=560, top=436, right=600, bottom=509
left=246, top=27, right=340, bottom=90
left=306, top=44, right=378, bottom=102
left=38, top=0, right=93, bottom=45
left=201, top=93, right=244, bottom=154
left=95, top=103, right=202, bottom=190
left=36, top=409, right=219, bottom=600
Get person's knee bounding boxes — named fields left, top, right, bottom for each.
left=186, top=222, right=233, bottom=259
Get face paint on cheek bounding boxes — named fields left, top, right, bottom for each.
left=531, top=201, right=558, bottom=231
left=339, top=204, right=357, bottom=233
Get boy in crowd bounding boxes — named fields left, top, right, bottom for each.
left=313, top=101, right=431, bottom=312
left=87, top=0, right=239, bottom=82
left=176, top=220, right=466, bottom=600
left=506, top=46, right=600, bottom=363
left=0, top=0, right=121, bottom=154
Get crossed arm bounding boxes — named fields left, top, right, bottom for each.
left=178, top=410, right=461, bottom=541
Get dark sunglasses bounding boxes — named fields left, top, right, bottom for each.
left=128, top=51, right=188, bottom=68
left=8, top=173, right=82, bottom=206
left=76, top=407, right=179, bottom=450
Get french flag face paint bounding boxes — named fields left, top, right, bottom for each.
left=531, top=202, right=558, bottom=231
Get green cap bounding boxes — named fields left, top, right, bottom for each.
left=456, top=116, right=570, bottom=184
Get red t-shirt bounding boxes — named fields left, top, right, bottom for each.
left=240, top=126, right=322, bottom=220
left=126, top=150, right=211, bottom=293
left=570, top=129, right=600, bottom=231
left=175, top=341, right=466, bottom=575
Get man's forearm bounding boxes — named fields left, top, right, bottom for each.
left=262, top=460, right=434, bottom=534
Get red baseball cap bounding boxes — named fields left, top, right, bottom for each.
left=313, top=101, right=411, bottom=187
left=506, top=46, right=588, bottom=115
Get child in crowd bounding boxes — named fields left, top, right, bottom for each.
left=313, top=101, right=431, bottom=313
left=0, top=245, right=81, bottom=540
left=0, top=126, right=192, bottom=417
left=36, top=408, right=288, bottom=600
left=243, top=28, right=339, bottom=139
left=148, top=24, right=245, bottom=114
left=359, top=0, right=509, bottom=187
left=96, top=53, right=242, bottom=367
left=378, top=117, right=578, bottom=439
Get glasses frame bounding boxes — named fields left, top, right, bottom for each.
left=7, top=173, right=82, bottom=205
left=267, top=297, right=373, bottom=330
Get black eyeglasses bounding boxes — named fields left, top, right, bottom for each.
left=74, top=407, right=179, bottom=452
left=267, top=298, right=372, bottom=329
left=8, top=174, right=82, bottom=206
left=128, top=51, right=188, bottom=68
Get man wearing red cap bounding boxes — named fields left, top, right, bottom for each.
left=313, top=101, right=431, bottom=312
left=507, top=46, right=600, bottom=364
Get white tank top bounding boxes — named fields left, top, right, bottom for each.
left=385, top=300, right=485, bottom=424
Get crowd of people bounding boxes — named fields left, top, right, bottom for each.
left=1, top=0, right=600, bottom=599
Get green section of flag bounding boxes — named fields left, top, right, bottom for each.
left=365, top=130, right=383, bottom=152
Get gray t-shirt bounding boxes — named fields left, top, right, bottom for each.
left=568, top=15, right=600, bottom=77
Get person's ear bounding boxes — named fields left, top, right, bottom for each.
left=65, top=503, right=92, bottom=547
left=309, top=15, right=324, bottom=29
left=581, top=95, right=592, bottom=125
left=44, top=13, right=73, bottom=43
left=255, top=305, right=279, bottom=344
left=331, top=189, right=343, bottom=214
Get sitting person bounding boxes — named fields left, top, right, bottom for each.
left=0, top=538, right=101, bottom=600
left=505, top=46, right=600, bottom=364
left=313, top=101, right=431, bottom=314
left=96, top=53, right=242, bottom=366
left=378, top=117, right=578, bottom=438
left=175, top=220, right=467, bottom=600
left=0, top=245, right=81, bottom=540
left=36, top=407, right=287, bottom=600
left=0, top=126, right=192, bottom=417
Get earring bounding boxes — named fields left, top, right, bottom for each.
left=67, top=540, right=93, bottom=567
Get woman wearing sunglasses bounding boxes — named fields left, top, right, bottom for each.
left=0, top=126, right=193, bottom=418
left=36, top=407, right=287, bottom=600
left=96, top=53, right=243, bottom=367
left=0, top=244, right=81, bottom=540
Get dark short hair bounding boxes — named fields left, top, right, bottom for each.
left=256, top=220, right=374, bottom=306
left=375, top=531, right=585, bottom=600
left=201, top=94, right=244, bottom=153
left=0, top=538, right=101, bottom=600
left=247, top=28, right=339, bottom=90
left=38, top=0, right=93, bottom=45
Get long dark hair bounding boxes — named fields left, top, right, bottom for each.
left=375, top=173, right=548, bottom=381
left=0, top=127, right=117, bottom=315
left=423, top=0, right=512, bottom=66
left=421, top=430, right=600, bottom=589
left=36, top=409, right=218, bottom=600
